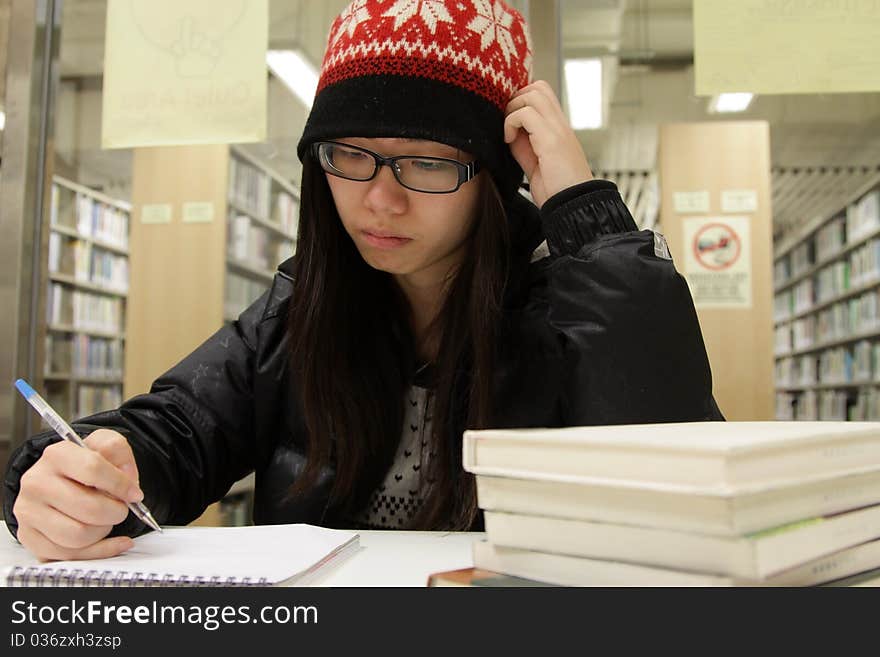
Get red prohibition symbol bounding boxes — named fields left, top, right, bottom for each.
left=693, top=222, right=741, bottom=271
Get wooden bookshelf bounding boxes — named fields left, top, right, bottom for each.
left=773, top=173, right=880, bottom=421
left=44, top=176, right=130, bottom=420
left=126, top=145, right=299, bottom=527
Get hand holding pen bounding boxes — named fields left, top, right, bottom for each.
left=12, top=379, right=161, bottom=562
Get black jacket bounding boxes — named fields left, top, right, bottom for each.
left=3, top=179, right=722, bottom=539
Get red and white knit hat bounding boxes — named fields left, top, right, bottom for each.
left=297, top=0, right=533, bottom=194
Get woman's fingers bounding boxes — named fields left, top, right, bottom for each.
left=85, top=430, right=142, bottom=487
left=503, top=105, right=544, bottom=146
left=504, top=79, right=594, bottom=207
left=17, top=499, right=112, bottom=550
left=504, top=92, right=578, bottom=154
left=507, top=129, right=539, bottom=179
left=17, top=524, right=134, bottom=562
left=13, top=481, right=126, bottom=551
left=22, top=469, right=130, bottom=527
left=41, top=440, right=143, bottom=503
left=13, top=429, right=141, bottom=562
left=506, top=81, right=567, bottom=124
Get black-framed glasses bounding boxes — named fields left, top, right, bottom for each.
left=312, top=141, right=481, bottom=194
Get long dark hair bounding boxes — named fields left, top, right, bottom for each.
left=286, top=156, right=511, bottom=530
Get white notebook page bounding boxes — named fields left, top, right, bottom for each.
left=12, top=524, right=359, bottom=584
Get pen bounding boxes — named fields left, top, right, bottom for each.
left=14, top=378, right=163, bottom=534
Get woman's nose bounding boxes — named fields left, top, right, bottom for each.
left=363, top=163, right=408, bottom=214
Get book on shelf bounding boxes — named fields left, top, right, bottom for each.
left=77, top=384, right=122, bottom=417
left=46, top=285, right=124, bottom=333
left=229, top=156, right=271, bottom=219
left=793, top=279, right=813, bottom=314
left=426, top=566, right=552, bottom=588
left=815, top=215, right=845, bottom=262
left=791, top=242, right=812, bottom=277
left=462, top=421, right=880, bottom=491
left=273, top=189, right=299, bottom=235
left=848, top=189, right=880, bottom=240
left=472, top=538, right=880, bottom=587
left=224, top=271, right=269, bottom=320
left=482, top=503, right=880, bottom=581
left=821, top=565, right=880, bottom=587
left=474, top=467, right=880, bottom=536
left=222, top=153, right=298, bottom=323
left=4, top=524, right=359, bottom=587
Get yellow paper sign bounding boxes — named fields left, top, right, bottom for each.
left=141, top=203, right=172, bottom=224
left=182, top=201, right=215, bottom=223
left=694, top=0, right=880, bottom=95
left=102, top=0, right=267, bottom=148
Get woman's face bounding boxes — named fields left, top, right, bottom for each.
left=325, top=137, right=482, bottom=289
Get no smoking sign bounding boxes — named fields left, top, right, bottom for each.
left=692, top=222, right=741, bottom=271
left=683, top=216, right=751, bottom=308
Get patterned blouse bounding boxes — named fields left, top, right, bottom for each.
left=354, top=384, right=436, bottom=530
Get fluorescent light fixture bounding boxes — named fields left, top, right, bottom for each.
left=0, top=110, right=5, bottom=131
left=708, top=93, right=754, bottom=113
left=266, top=49, right=319, bottom=108
left=564, top=58, right=603, bottom=130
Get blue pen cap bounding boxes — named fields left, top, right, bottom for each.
left=14, top=378, right=36, bottom=400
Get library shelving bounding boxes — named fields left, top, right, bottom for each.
left=773, top=175, right=880, bottom=421
left=224, top=147, right=299, bottom=322
left=45, top=175, right=130, bottom=420
left=221, top=149, right=298, bottom=522
left=218, top=473, right=256, bottom=526
left=127, top=144, right=299, bottom=526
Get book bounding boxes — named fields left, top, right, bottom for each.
left=483, top=503, right=880, bottom=580
left=472, top=538, right=880, bottom=587
left=2, top=524, right=359, bottom=587
left=463, top=421, right=880, bottom=491
left=474, top=467, right=880, bottom=536
left=822, top=566, right=880, bottom=587
left=426, top=567, right=552, bottom=587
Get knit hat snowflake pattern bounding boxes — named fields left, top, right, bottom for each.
left=297, top=0, right=534, bottom=195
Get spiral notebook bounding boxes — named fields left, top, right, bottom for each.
left=3, top=524, right=360, bottom=587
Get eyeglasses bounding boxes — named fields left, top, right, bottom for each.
left=312, top=141, right=481, bottom=194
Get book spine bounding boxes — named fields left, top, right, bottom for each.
left=462, top=431, right=478, bottom=470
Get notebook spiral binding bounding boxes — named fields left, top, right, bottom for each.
left=5, top=565, right=269, bottom=587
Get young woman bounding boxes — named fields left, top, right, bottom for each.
left=4, top=0, right=722, bottom=561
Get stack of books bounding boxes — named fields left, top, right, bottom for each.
left=460, top=421, right=880, bottom=586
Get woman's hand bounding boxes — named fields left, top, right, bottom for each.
left=504, top=80, right=594, bottom=208
left=13, top=429, right=143, bottom=561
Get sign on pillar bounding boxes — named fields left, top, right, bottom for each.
left=682, top=216, right=752, bottom=309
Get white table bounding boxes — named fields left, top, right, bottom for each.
left=0, top=524, right=481, bottom=587
left=310, top=530, right=480, bottom=586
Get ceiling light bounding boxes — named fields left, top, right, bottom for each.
left=266, top=50, right=319, bottom=109
left=0, top=110, right=5, bottom=131
left=708, top=93, right=754, bottom=113
left=564, top=58, right=603, bottom=130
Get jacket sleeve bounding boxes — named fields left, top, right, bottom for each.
left=3, top=288, right=273, bottom=541
left=537, top=179, right=723, bottom=425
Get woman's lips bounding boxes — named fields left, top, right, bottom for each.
left=362, top=230, right=412, bottom=249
